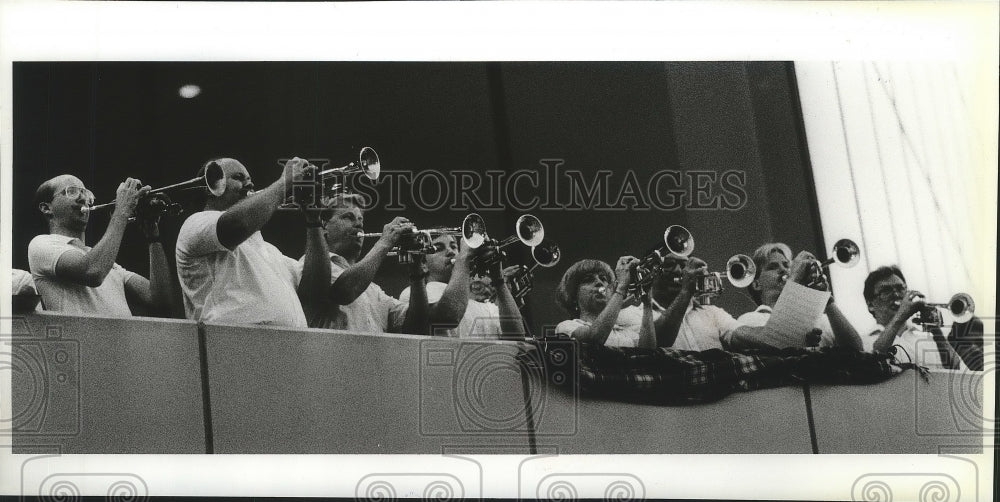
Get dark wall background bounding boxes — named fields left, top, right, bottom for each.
left=10, top=61, right=824, bottom=334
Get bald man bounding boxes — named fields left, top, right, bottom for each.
left=28, top=175, right=179, bottom=317
left=175, top=157, right=330, bottom=327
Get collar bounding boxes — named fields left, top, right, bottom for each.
left=755, top=304, right=772, bottom=314
left=328, top=251, right=352, bottom=269
left=49, top=233, right=86, bottom=248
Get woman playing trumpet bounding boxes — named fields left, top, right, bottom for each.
left=554, top=256, right=655, bottom=347
left=736, top=242, right=863, bottom=350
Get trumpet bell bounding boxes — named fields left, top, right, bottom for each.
left=532, top=240, right=561, bottom=268
left=204, top=161, right=227, bottom=197
left=358, top=147, right=380, bottom=181
left=831, top=238, right=860, bottom=268
left=516, top=214, right=544, bottom=247
left=949, top=293, right=975, bottom=323
left=663, top=225, right=694, bottom=257
left=462, top=213, right=487, bottom=249
left=318, top=147, right=381, bottom=183
left=726, top=254, right=756, bottom=288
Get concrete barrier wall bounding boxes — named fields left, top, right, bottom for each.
left=8, top=313, right=984, bottom=454
left=10, top=313, right=205, bottom=453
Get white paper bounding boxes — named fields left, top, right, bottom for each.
left=765, top=281, right=831, bottom=348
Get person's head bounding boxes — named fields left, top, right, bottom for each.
left=320, top=193, right=367, bottom=260
left=864, top=265, right=907, bottom=325
left=469, top=274, right=495, bottom=303
left=747, top=242, right=793, bottom=307
left=649, top=253, right=689, bottom=304
left=35, top=175, right=93, bottom=233
left=200, top=158, right=254, bottom=211
left=555, top=259, right=615, bottom=318
left=426, top=234, right=459, bottom=283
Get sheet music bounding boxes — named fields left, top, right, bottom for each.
left=764, top=282, right=831, bottom=348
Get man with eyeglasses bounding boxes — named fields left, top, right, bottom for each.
left=862, top=265, right=964, bottom=369
left=28, top=175, right=180, bottom=317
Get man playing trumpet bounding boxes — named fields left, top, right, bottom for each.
left=175, top=157, right=330, bottom=327
left=399, top=232, right=525, bottom=339
left=28, top=175, right=180, bottom=317
left=862, top=266, right=964, bottom=369
left=305, top=193, right=429, bottom=334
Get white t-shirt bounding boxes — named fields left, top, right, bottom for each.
left=863, top=322, right=966, bottom=370
left=176, top=210, right=306, bottom=327
left=28, top=234, right=136, bottom=317
left=555, top=302, right=741, bottom=351
left=555, top=306, right=647, bottom=348
left=304, top=252, right=407, bottom=333
left=675, top=302, right=742, bottom=351
left=400, top=281, right=502, bottom=339
left=737, top=305, right=838, bottom=347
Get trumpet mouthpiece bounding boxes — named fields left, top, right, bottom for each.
left=450, top=258, right=456, bottom=265
left=597, top=286, right=608, bottom=295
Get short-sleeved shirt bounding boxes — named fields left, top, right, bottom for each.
left=556, top=302, right=741, bottom=350
left=400, top=281, right=501, bottom=338
left=737, top=305, right=838, bottom=347
left=555, top=306, right=648, bottom=347
left=863, top=322, right=966, bottom=370
left=675, top=302, right=742, bottom=351
left=304, top=252, right=407, bottom=333
left=176, top=210, right=305, bottom=327
left=28, top=234, right=136, bottom=317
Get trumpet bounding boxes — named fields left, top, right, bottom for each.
left=83, top=161, right=227, bottom=213
left=465, top=214, right=545, bottom=277
left=370, top=224, right=464, bottom=264
left=694, top=254, right=757, bottom=305
left=625, top=225, right=693, bottom=298
left=507, top=239, right=562, bottom=305
left=316, top=146, right=380, bottom=187
left=910, top=293, right=976, bottom=329
left=804, top=238, right=861, bottom=289
left=283, top=147, right=381, bottom=208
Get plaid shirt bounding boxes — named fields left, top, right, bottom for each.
left=552, top=342, right=920, bottom=404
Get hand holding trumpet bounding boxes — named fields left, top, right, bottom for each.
left=679, top=256, right=708, bottom=294
left=377, top=217, right=416, bottom=247
left=112, top=178, right=151, bottom=221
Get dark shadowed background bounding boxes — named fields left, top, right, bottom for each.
left=11, top=61, right=824, bottom=334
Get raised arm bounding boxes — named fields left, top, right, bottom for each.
left=328, top=217, right=412, bottom=304
left=825, top=298, right=863, bottom=351
left=124, top=195, right=183, bottom=318
left=430, top=242, right=475, bottom=325
left=54, top=179, right=147, bottom=287
left=872, top=290, right=923, bottom=353
left=299, top=208, right=332, bottom=304
left=569, top=256, right=637, bottom=345
left=650, top=257, right=706, bottom=348
left=495, top=265, right=527, bottom=340
left=216, top=158, right=310, bottom=250
left=400, top=259, right=430, bottom=335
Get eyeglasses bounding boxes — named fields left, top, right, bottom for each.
left=875, top=284, right=907, bottom=300
left=54, top=186, right=95, bottom=206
